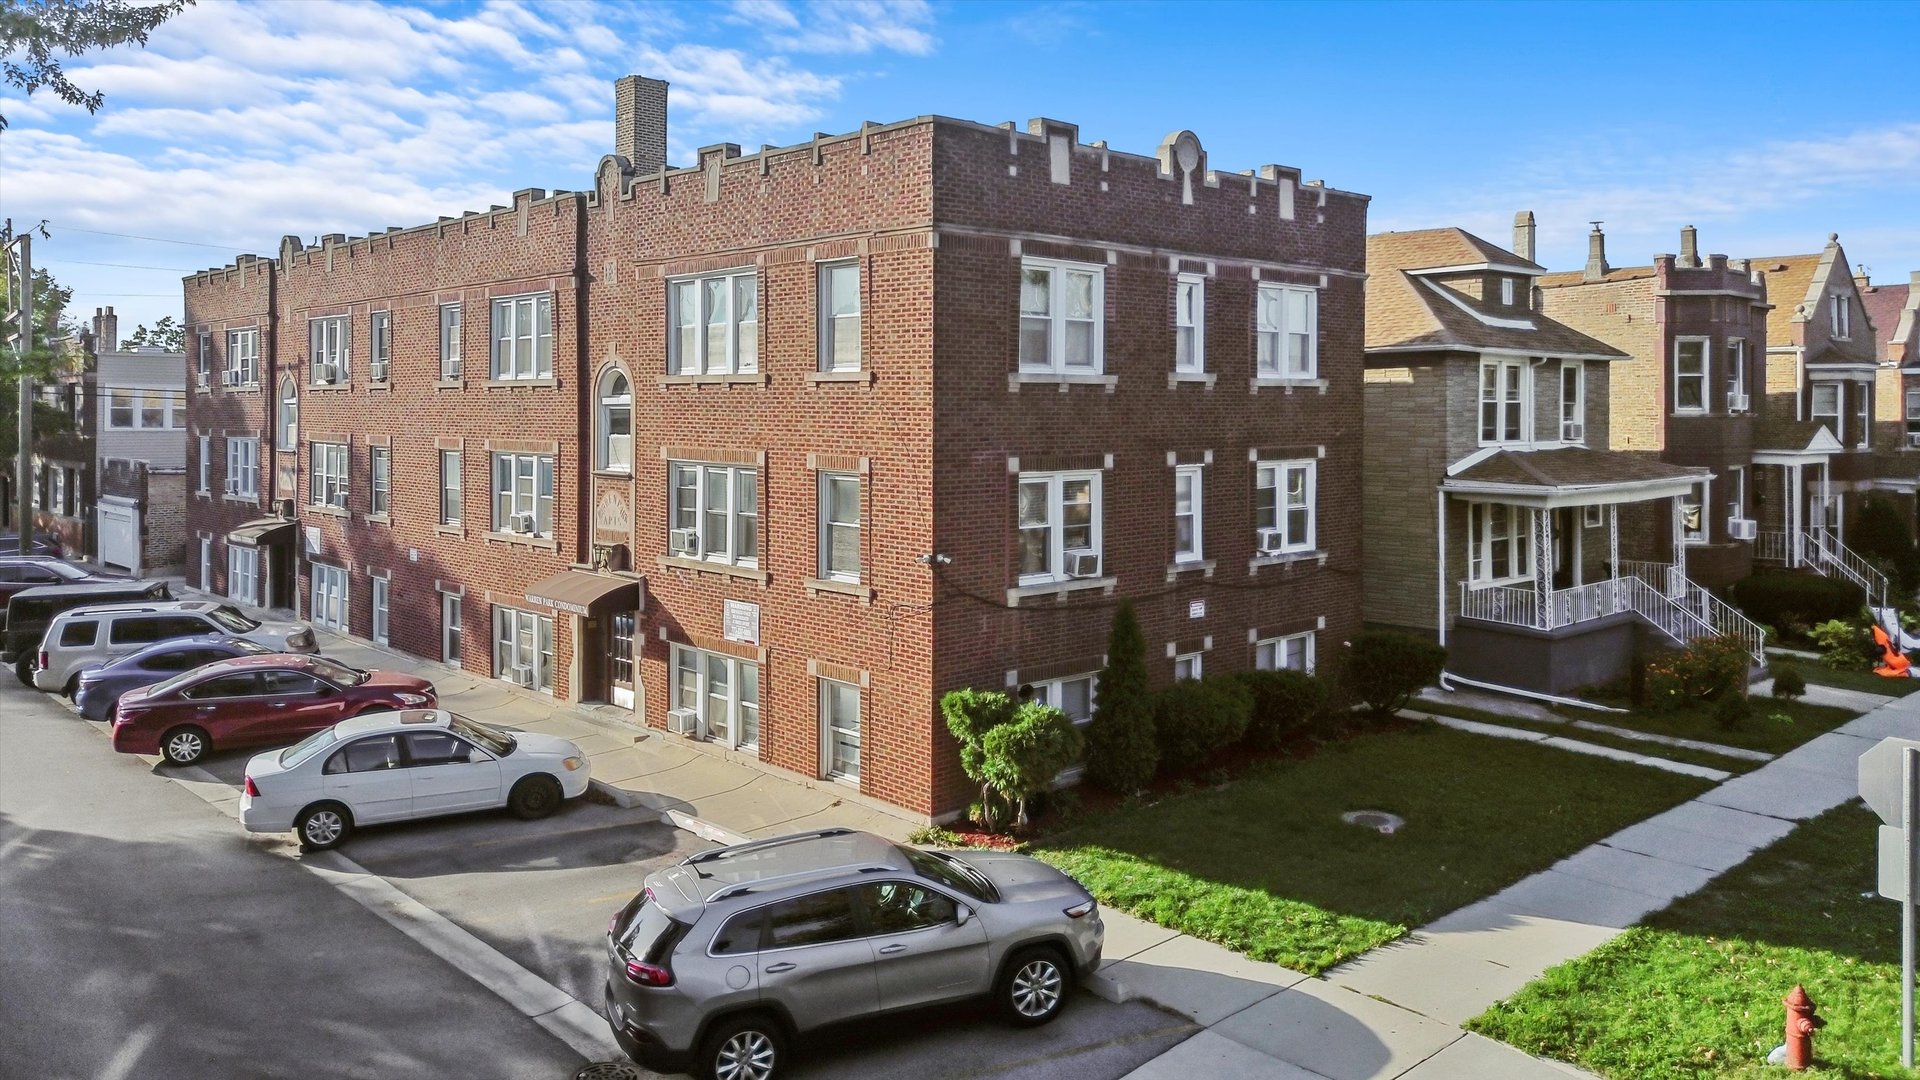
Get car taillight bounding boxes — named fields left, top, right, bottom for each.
left=624, top=960, right=673, bottom=987
left=37, top=649, right=47, bottom=670
left=1064, top=899, right=1096, bottom=919
left=244, top=776, right=260, bottom=798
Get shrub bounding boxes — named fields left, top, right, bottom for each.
left=1236, top=669, right=1329, bottom=750
left=1713, top=690, right=1749, bottom=731
left=1851, top=495, right=1920, bottom=594
left=1808, top=617, right=1874, bottom=671
left=1087, top=602, right=1159, bottom=794
left=980, top=702, right=1085, bottom=831
left=1640, top=635, right=1751, bottom=711
left=1731, top=574, right=1864, bottom=635
left=1343, top=630, right=1447, bottom=717
left=941, top=688, right=1018, bottom=830
left=1154, top=676, right=1253, bottom=774
left=907, top=825, right=965, bottom=847
left=1769, top=664, right=1807, bottom=700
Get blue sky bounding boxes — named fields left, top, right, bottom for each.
left=3, top=0, right=1916, bottom=339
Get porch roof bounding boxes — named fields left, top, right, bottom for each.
left=1443, top=446, right=1707, bottom=506
left=1753, top=421, right=1843, bottom=460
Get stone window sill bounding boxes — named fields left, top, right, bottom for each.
left=593, top=468, right=634, bottom=479
left=484, top=377, right=559, bottom=389
left=307, top=382, right=352, bottom=392
left=1166, top=558, right=1216, bottom=581
left=657, top=372, right=771, bottom=388
left=1009, top=371, right=1118, bottom=393
left=365, top=512, right=392, bottom=527
left=807, top=370, right=874, bottom=387
left=485, top=530, right=558, bottom=551
left=434, top=523, right=464, bottom=538
left=436, top=378, right=464, bottom=390
left=657, top=554, right=770, bottom=584
left=218, top=383, right=262, bottom=394
left=1249, top=377, right=1328, bottom=394
left=1006, top=575, right=1117, bottom=606
left=307, top=504, right=349, bottom=519
left=277, top=445, right=297, bottom=455
left=222, top=493, right=262, bottom=507
left=368, top=380, right=392, bottom=391
left=1168, top=371, right=1217, bottom=389
left=806, top=576, right=874, bottom=602
left=1249, top=550, right=1327, bottom=574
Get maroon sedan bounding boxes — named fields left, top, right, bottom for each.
left=110, top=654, right=436, bottom=766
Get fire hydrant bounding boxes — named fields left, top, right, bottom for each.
left=1783, top=984, right=1826, bottom=1070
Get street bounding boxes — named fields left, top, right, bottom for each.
left=0, top=673, right=1194, bottom=1080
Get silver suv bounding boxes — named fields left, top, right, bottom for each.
left=603, top=827, right=1104, bottom=1080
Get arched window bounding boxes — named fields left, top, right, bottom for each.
left=279, top=376, right=299, bottom=448
left=598, top=369, right=632, bottom=472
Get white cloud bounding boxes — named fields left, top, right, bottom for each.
left=756, top=0, right=936, bottom=56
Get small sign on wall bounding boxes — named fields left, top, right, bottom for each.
left=723, top=600, right=760, bottom=645
left=303, top=525, right=322, bottom=554
left=1189, top=599, right=1206, bottom=620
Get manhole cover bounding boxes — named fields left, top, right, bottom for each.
left=575, top=1063, right=643, bottom=1080
left=1341, top=810, right=1404, bottom=835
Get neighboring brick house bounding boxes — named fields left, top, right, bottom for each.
left=89, top=306, right=188, bottom=574
left=1865, top=270, right=1920, bottom=524
left=25, top=331, right=95, bottom=558
left=184, top=78, right=1367, bottom=820
left=1536, top=223, right=1770, bottom=587
left=1362, top=226, right=1761, bottom=698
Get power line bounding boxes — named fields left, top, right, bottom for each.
left=45, top=224, right=247, bottom=252
left=46, top=258, right=199, bottom=272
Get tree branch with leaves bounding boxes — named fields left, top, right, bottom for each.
left=1, top=0, right=193, bottom=131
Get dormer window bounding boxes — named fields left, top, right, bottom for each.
left=1501, top=277, right=1516, bottom=307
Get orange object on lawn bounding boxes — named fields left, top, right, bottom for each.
left=1871, top=624, right=1911, bottom=678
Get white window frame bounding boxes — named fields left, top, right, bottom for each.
left=227, top=546, right=259, bottom=607
left=1255, top=460, right=1317, bottom=555
left=1811, top=382, right=1842, bottom=442
left=1255, top=632, right=1315, bottom=674
left=309, top=315, right=349, bottom=385
left=1726, top=338, right=1748, bottom=412
left=278, top=377, right=298, bottom=448
left=1019, top=257, right=1105, bottom=375
left=1255, top=283, right=1318, bottom=379
left=311, top=563, right=348, bottom=633
left=226, top=437, right=258, bottom=499
left=1172, top=653, right=1202, bottom=681
left=228, top=328, right=259, bottom=386
left=490, top=293, right=553, bottom=380
left=1855, top=381, right=1871, bottom=450
left=669, top=270, right=758, bottom=376
left=1673, top=338, right=1709, bottom=414
left=369, top=446, right=391, bottom=516
left=197, top=434, right=211, bottom=494
left=1016, top=470, right=1103, bottom=585
left=1501, top=277, right=1516, bottom=307
left=1478, top=358, right=1527, bottom=445
left=818, top=261, right=862, bottom=372
left=1682, top=479, right=1711, bottom=545
left=491, top=452, right=555, bottom=537
left=1174, top=273, right=1205, bottom=374
left=439, top=303, right=462, bottom=379
left=369, top=311, right=391, bottom=382
left=442, top=592, right=463, bottom=667
left=668, top=462, right=759, bottom=568
left=1173, top=464, right=1204, bottom=563
left=439, top=450, right=462, bottom=524
left=108, top=389, right=185, bottom=430
left=817, top=472, right=861, bottom=583
left=1467, top=502, right=1533, bottom=586
left=199, top=538, right=211, bottom=593
left=1560, top=360, right=1585, bottom=443
left=819, top=678, right=861, bottom=782
left=196, top=331, right=212, bottom=384
left=598, top=370, right=632, bottom=473
left=371, top=576, right=390, bottom=646
left=107, top=388, right=134, bottom=429
left=1831, top=293, right=1851, bottom=339
left=1584, top=504, right=1604, bottom=528
left=492, top=605, right=553, bottom=692
left=311, top=442, right=348, bottom=509
left=670, top=644, right=760, bottom=752
left=1727, top=465, right=1746, bottom=522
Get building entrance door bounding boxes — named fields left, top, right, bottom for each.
left=609, top=611, right=636, bottom=710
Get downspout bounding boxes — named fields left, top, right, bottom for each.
left=1436, top=487, right=1448, bottom=648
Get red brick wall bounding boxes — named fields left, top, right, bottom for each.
left=184, top=257, right=276, bottom=599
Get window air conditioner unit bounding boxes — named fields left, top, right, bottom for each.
left=1563, top=422, right=1584, bottom=442
left=223, top=479, right=238, bottom=496
left=320, top=363, right=340, bottom=385
left=1906, top=431, right=1920, bottom=449
left=509, top=664, right=536, bottom=688
left=1728, top=392, right=1750, bottom=413
left=1257, top=528, right=1287, bottom=555
left=510, top=511, right=537, bottom=535
left=1064, top=550, right=1101, bottom=578
left=329, top=491, right=347, bottom=509
left=666, top=707, right=702, bottom=737
left=1727, top=518, right=1758, bottom=542
left=669, top=528, right=701, bottom=557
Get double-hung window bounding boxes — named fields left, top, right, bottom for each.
left=439, top=303, right=462, bottom=379
left=493, top=606, right=553, bottom=691
left=598, top=371, right=632, bottom=473
left=369, top=312, right=391, bottom=382
left=1255, top=632, right=1315, bottom=673
left=1726, top=465, right=1747, bottom=523
left=1030, top=673, right=1097, bottom=778
left=1856, top=383, right=1872, bottom=449
left=228, top=328, right=258, bottom=386
left=1906, top=390, right=1920, bottom=447
left=196, top=331, right=212, bottom=384
left=197, top=435, right=211, bottom=494
left=672, top=645, right=760, bottom=751
left=1500, top=277, right=1516, bottom=307
left=1560, top=360, right=1585, bottom=443
left=1811, top=383, right=1842, bottom=441
left=371, top=577, right=390, bottom=646
left=310, top=316, right=349, bottom=385
left=1255, top=460, right=1316, bottom=555
left=439, top=450, right=462, bottom=524
left=819, top=678, right=861, bottom=781
left=670, top=271, right=758, bottom=375
left=668, top=462, right=758, bottom=567
left=819, top=262, right=861, bottom=372
left=1831, top=294, right=1851, bottom=339
left=818, top=473, right=861, bottom=582
left=491, top=452, right=554, bottom=537
left=1019, top=258, right=1103, bottom=374
left=1255, top=283, right=1318, bottom=379
left=1173, top=464, right=1204, bottom=563
left=311, top=563, right=348, bottom=632
left=311, top=442, right=348, bottom=509
left=108, top=389, right=135, bottom=429
left=1173, top=653, right=1203, bottom=681
left=1674, top=339, right=1708, bottom=412
left=1017, top=471, right=1101, bottom=584
left=491, top=294, right=553, bottom=379
left=369, top=446, right=391, bottom=515
left=278, top=378, right=298, bottom=448
left=1682, top=479, right=1711, bottom=544
left=1725, top=339, right=1749, bottom=412
left=1467, top=502, right=1531, bottom=584
left=1174, top=274, right=1205, bottom=373
left=1479, top=359, right=1525, bottom=443
left=228, top=547, right=259, bottom=607
left=226, top=437, right=258, bottom=498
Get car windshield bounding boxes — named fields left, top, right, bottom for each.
left=448, top=716, right=516, bottom=756
left=207, top=605, right=260, bottom=633
left=279, top=726, right=340, bottom=768
left=306, top=656, right=368, bottom=687
left=50, top=562, right=88, bottom=580
left=142, top=667, right=211, bottom=699
left=230, top=638, right=275, bottom=656
left=898, top=846, right=997, bottom=904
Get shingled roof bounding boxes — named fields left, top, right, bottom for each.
left=1748, top=252, right=1824, bottom=347
left=1860, top=279, right=1912, bottom=363
left=1448, top=446, right=1706, bottom=491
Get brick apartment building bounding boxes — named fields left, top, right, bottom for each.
left=184, top=78, right=1368, bottom=820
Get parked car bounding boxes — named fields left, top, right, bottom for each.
left=75, top=636, right=279, bottom=721
left=0, top=557, right=108, bottom=622
left=31, top=600, right=317, bottom=695
left=601, top=828, right=1104, bottom=1080
left=3, top=580, right=172, bottom=683
left=0, top=532, right=63, bottom=558
left=110, top=654, right=436, bottom=766
left=239, top=709, right=590, bottom=850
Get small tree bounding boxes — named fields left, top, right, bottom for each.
left=120, top=314, right=184, bottom=352
left=1086, top=601, right=1158, bottom=793
left=1154, top=677, right=1253, bottom=773
left=981, top=702, right=1084, bottom=831
left=1344, top=630, right=1446, bottom=717
left=1770, top=665, right=1807, bottom=700
left=940, top=688, right=1017, bottom=830
left=1852, top=495, right=1920, bottom=596
left=1236, top=669, right=1327, bottom=750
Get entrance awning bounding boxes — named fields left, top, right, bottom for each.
left=525, top=570, right=642, bottom=617
left=227, top=518, right=296, bottom=549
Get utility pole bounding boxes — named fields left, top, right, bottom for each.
left=6, top=219, right=32, bottom=555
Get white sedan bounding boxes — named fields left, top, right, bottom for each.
left=240, top=709, right=591, bottom=850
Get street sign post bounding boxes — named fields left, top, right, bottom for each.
left=1860, top=737, right=1920, bottom=1068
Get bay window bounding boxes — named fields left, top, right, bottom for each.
left=1674, top=339, right=1708, bottom=412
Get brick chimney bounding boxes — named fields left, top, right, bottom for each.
left=614, top=75, right=669, bottom=175
left=1854, top=264, right=1872, bottom=288
left=1512, top=211, right=1536, bottom=264
left=1678, top=225, right=1701, bottom=268
left=92, top=306, right=118, bottom=352
left=1583, top=223, right=1610, bottom=281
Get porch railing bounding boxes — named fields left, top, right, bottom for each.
left=1459, top=570, right=1765, bottom=663
left=1806, top=527, right=1890, bottom=614
left=1616, top=559, right=1767, bottom=664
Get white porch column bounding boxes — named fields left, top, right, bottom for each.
left=1822, top=460, right=1834, bottom=541
left=1436, top=489, right=1448, bottom=648
left=1533, top=507, right=1553, bottom=629
left=1787, top=464, right=1801, bottom=566
left=1671, top=494, right=1688, bottom=583
left=1608, top=503, right=1620, bottom=576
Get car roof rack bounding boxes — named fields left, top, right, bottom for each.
left=684, top=827, right=858, bottom=867
left=706, top=863, right=894, bottom=903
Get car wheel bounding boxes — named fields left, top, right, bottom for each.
left=700, top=1013, right=786, bottom=1080
left=13, top=657, right=31, bottom=687
left=296, top=803, right=352, bottom=851
left=160, top=726, right=210, bottom=766
left=62, top=674, right=80, bottom=699
left=507, top=774, right=563, bottom=821
left=997, top=946, right=1072, bottom=1027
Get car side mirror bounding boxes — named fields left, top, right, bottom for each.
left=956, top=905, right=973, bottom=927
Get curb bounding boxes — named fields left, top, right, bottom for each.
left=1083, top=968, right=1129, bottom=1005
left=585, top=778, right=750, bottom=847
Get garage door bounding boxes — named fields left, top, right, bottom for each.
left=97, top=500, right=139, bottom=572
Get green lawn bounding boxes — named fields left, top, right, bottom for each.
left=1409, top=703, right=1763, bottom=774
left=1791, top=664, right=1920, bottom=698
left=1550, top=698, right=1860, bottom=756
left=1469, top=803, right=1912, bottom=1080
left=1035, top=725, right=1711, bottom=974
